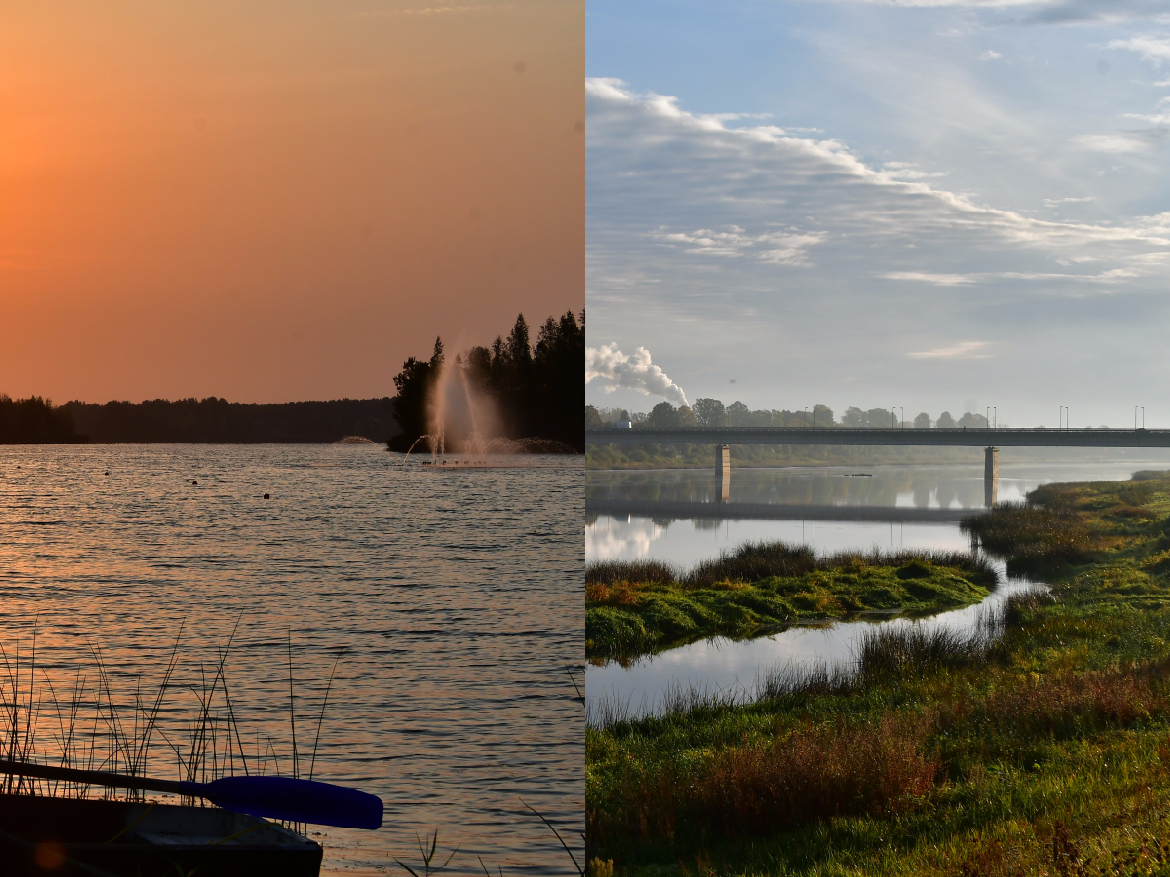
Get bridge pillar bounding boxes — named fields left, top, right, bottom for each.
left=984, top=446, right=999, bottom=507
left=716, top=444, right=731, bottom=502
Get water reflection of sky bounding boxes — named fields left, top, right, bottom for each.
left=586, top=516, right=969, bottom=567
left=586, top=458, right=1170, bottom=564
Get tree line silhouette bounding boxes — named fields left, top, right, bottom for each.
left=587, top=400, right=992, bottom=430
left=0, top=395, right=86, bottom=443
left=389, top=310, right=585, bottom=452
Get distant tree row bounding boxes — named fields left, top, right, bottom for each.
left=65, top=397, right=398, bottom=443
left=0, top=395, right=86, bottom=443
left=585, top=400, right=993, bottom=430
left=390, top=310, right=585, bottom=452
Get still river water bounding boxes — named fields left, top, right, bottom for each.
left=0, top=445, right=582, bottom=876
left=585, top=453, right=1170, bottom=718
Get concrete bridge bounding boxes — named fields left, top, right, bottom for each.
left=585, top=426, right=1170, bottom=448
left=586, top=426, right=1170, bottom=507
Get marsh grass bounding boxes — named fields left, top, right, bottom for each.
left=0, top=625, right=339, bottom=813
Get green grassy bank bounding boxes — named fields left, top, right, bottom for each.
left=586, top=472, right=1170, bottom=876
left=585, top=544, right=996, bottom=662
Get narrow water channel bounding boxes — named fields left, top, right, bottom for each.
left=585, top=563, right=1044, bottom=720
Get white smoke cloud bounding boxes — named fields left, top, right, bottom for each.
left=585, top=343, right=689, bottom=407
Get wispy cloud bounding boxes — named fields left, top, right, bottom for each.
left=650, top=226, right=826, bottom=265
left=908, top=341, right=991, bottom=359
left=1071, top=132, right=1157, bottom=152
left=1108, top=35, right=1170, bottom=64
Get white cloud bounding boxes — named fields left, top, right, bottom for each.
left=883, top=267, right=1147, bottom=285
left=650, top=226, right=826, bottom=265
left=883, top=271, right=977, bottom=285
left=585, top=343, right=689, bottom=407
left=1071, top=133, right=1153, bottom=152
left=908, top=341, right=991, bottom=358
left=1108, top=35, right=1170, bottom=64
left=979, top=50, right=1004, bottom=60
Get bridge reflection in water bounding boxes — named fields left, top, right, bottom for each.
left=585, top=497, right=980, bottom=523
left=589, top=426, right=1170, bottom=512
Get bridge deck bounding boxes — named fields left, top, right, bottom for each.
left=586, top=427, right=1170, bottom=448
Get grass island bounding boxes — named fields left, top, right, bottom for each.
left=586, top=543, right=997, bottom=662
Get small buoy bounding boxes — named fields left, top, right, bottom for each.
left=264, top=493, right=270, bottom=499
left=191, top=479, right=197, bottom=485
left=104, top=471, right=109, bottom=476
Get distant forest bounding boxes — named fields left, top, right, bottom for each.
left=587, top=400, right=993, bottom=430
left=585, top=400, right=999, bottom=469
left=64, top=397, right=397, bottom=443
left=0, top=396, right=86, bottom=443
left=390, top=310, right=585, bottom=452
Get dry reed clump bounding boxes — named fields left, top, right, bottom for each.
left=687, top=542, right=817, bottom=589
left=586, top=559, right=677, bottom=587
left=587, top=715, right=937, bottom=845
left=961, top=501, right=1091, bottom=562
left=982, top=668, right=1166, bottom=735
left=854, top=624, right=996, bottom=682
left=697, top=715, right=937, bottom=835
left=584, top=581, right=645, bottom=606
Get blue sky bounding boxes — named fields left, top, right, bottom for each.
left=585, top=1, right=1170, bottom=427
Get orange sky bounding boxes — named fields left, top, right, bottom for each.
left=0, top=2, right=582, bottom=403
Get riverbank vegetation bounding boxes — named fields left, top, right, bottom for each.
left=586, top=472, right=1170, bottom=875
left=585, top=543, right=996, bottom=661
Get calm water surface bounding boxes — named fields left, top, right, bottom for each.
left=0, top=445, right=582, bottom=875
left=586, top=458, right=1170, bottom=565
left=585, top=456, right=1170, bottom=718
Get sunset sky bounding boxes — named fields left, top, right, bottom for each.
left=1, top=1, right=582, bottom=404
left=586, top=1, right=1170, bottom=428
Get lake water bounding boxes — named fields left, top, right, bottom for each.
left=0, top=445, right=582, bottom=876
left=585, top=455, right=1170, bottom=718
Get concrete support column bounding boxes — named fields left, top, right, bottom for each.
left=984, top=446, right=999, bottom=507
left=716, top=444, right=731, bottom=502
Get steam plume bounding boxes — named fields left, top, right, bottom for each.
left=585, top=343, right=688, bottom=407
